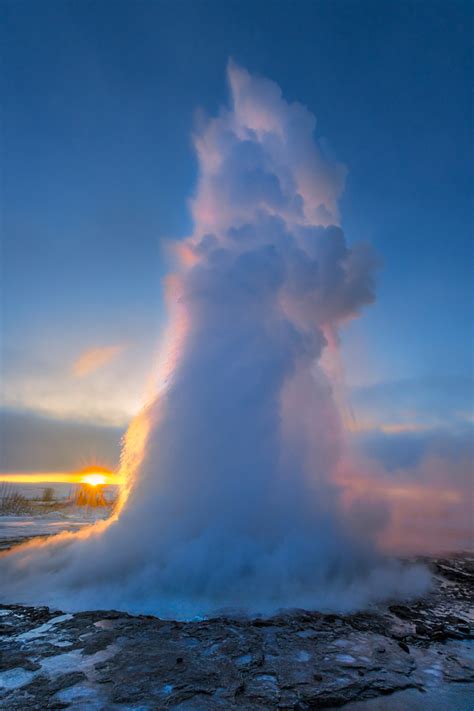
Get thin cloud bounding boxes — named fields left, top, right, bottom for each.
left=347, top=420, right=431, bottom=435
left=73, top=344, right=126, bottom=377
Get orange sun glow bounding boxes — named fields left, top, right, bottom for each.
left=81, top=473, right=107, bottom=487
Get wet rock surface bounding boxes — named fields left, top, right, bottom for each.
left=0, top=556, right=472, bottom=709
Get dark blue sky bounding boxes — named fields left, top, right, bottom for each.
left=1, top=0, right=472, bottom=468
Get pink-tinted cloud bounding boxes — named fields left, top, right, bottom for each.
left=336, top=447, right=473, bottom=555
left=73, top=344, right=126, bottom=378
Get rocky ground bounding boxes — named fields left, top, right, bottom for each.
left=0, top=556, right=472, bottom=710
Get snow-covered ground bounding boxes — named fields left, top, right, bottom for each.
left=0, top=508, right=110, bottom=541
left=0, top=482, right=118, bottom=547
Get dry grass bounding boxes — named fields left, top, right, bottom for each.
left=0, top=482, right=32, bottom=514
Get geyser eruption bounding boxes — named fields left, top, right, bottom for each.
left=0, top=64, right=428, bottom=617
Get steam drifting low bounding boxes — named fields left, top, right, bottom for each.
left=0, top=64, right=429, bottom=617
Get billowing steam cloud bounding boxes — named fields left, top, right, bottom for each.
left=0, top=64, right=429, bottom=617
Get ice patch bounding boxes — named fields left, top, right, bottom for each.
left=94, top=619, right=116, bottom=630
left=56, top=681, right=109, bottom=708
left=297, top=629, right=319, bottom=639
left=41, top=650, right=84, bottom=675
left=255, top=674, right=278, bottom=688
left=40, top=643, right=119, bottom=679
left=424, top=665, right=443, bottom=678
left=336, top=654, right=356, bottom=664
left=0, top=667, right=36, bottom=690
left=203, top=642, right=222, bottom=656
left=16, top=613, right=73, bottom=641
left=236, top=653, right=252, bottom=666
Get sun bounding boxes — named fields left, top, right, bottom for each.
left=78, top=464, right=113, bottom=487
left=81, top=472, right=108, bottom=487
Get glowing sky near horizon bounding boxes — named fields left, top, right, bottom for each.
left=0, top=468, right=122, bottom=486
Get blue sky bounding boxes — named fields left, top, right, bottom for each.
left=1, top=0, right=472, bottom=471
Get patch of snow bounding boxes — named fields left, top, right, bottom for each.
left=0, top=508, right=111, bottom=540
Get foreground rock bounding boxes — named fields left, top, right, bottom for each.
left=0, top=556, right=472, bottom=709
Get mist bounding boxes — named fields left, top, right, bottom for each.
left=0, top=63, right=430, bottom=618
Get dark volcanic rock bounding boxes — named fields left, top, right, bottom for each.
left=0, top=556, right=472, bottom=709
